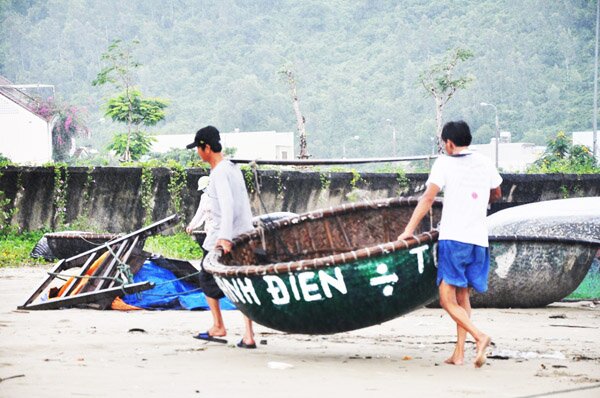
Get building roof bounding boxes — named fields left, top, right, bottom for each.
left=572, top=131, right=599, bottom=150
left=152, top=130, right=295, bottom=160
left=470, top=141, right=546, bottom=172
left=0, top=76, right=52, bottom=121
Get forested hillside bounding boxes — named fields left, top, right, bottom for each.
left=0, top=0, right=596, bottom=158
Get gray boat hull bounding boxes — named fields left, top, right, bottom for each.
left=472, top=237, right=598, bottom=308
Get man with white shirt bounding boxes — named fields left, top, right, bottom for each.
left=398, top=120, right=502, bottom=367
left=186, top=176, right=212, bottom=237
left=186, top=125, right=256, bottom=349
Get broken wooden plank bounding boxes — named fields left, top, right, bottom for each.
left=18, top=281, right=153, bottom=310
left=61, top=215, right=179, bottom=270
left=82, top=240, right=130, bottom=294
left=107, top=235, right=141, bottom=290
left=62, top=252, right=100, bottom=297
left=20, top=259, right=66, bottom=308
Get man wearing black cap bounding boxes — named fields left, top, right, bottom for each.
left=186, top=125, right=257, bottom=348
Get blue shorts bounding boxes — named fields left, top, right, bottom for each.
left=437, top=240, right=490, bottom=293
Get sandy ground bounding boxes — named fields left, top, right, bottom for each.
left=1, top=266, right=599, bottom=398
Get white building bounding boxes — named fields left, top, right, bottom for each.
left=470, top=137, right=545, bottom=172
left=572, top=131, right=600, bottom=159
left=152, top=129, right=295, bottom=160
left=0, top=76, right=55, bottom=164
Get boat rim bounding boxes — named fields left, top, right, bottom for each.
left=489, top=235, right=600, bottom=246
left=203, top=230, right=439, bottom=277
left=202, top=196, right=443, bottom=278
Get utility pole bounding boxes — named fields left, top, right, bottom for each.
left=594, top=0, right=599, bottom=160
left=480, top=102, right=500, bottom=168
left=386, top=119, right=397, bottom=157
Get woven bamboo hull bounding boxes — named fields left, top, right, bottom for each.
left=45, top=232, right=120, bottom=260
left=474, top=198, right=600, bottom=307
left=472, top=237, right=599, bottom=308
left=203, top=197, right=443, bottom=334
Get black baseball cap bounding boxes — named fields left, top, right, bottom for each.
left=186, top=125, right=221, bottom=149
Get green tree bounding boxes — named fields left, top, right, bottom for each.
left=103, top=90, right=167, bottom=160
left=92, top=39, right=167, bottom=161
left=420, top=48, right=474, bottom=153
left=107, top=131, right=156, bottom=161
left=527, top=132, right=600, bottom=174
left=105, top=89, right=167, bottom=129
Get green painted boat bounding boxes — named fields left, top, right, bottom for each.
left=202, top=197, right=442, bottom=334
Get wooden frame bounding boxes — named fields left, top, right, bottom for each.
left=19, top=215, right=179, bottom=310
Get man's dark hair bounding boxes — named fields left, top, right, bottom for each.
left=441, top=120, right=472, bottom=147
left=199, top=137, right=222, bottom=153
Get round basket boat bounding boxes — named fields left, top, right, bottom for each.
left=202, top=197, right=442, bottom=334
left=45, top=231, right=121, bottom=260
left=471, top=197, right=600, bottom=308
left=471, top=235, right=600, bottom=308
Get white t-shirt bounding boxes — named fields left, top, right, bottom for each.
left=203, top=160, right=254, bottom=251
left=188, top=194, right=215, bottom=233
left=427, top=150, right=502, bottom=247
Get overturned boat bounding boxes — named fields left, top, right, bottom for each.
left=472, top=197, right=600, bottom=308
left=202, top=197, right=442, bottom=334
left=31, top=231, right=121, bottom=262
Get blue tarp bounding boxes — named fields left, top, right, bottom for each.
left=123, top=260, right=236, bottom=310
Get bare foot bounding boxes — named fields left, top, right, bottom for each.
left=474, top=335, right=491, bottom=368
left=444, top=356, right=464, bottom=365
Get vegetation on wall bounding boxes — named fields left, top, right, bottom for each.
left=69, top=167, right=97, bottom=231
left=276, top=169, right=285, bottom=199
left=396, top=169, right=409, bottom=195
left=166, top=160, right=187, bottom=218
left=0, top=154, right=12, bottom=166
left=0, top=169, right=15, bottom=236
left=318, top=170, right=331, bottom=204
left=346, top=168, right=366, bottom=202
left=241, top=165, right=256, bottom=193
left=140, top=164, right=154, bottom=226
left=52, top=164, right=68, bottom=228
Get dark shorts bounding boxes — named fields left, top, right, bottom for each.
left=437, top=240, right=490, bottom=293
left=199, top=251, right=225, bottom=300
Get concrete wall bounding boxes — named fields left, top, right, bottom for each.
left=1, top=165, right=599, bottom=233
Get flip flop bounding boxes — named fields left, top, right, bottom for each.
left=193, top=331, right=227, bottom=344
left=237, top=339, right=257, bottom=349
